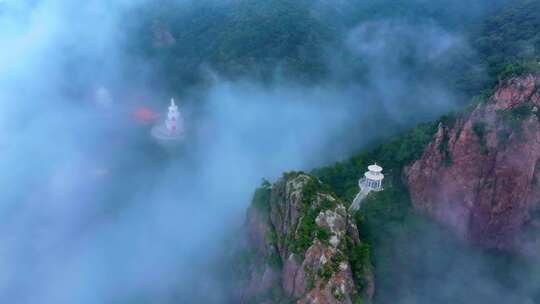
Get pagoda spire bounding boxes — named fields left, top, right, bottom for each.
left=150, top=97, right=186, bottom=144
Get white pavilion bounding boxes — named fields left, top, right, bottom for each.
left=362, top=164, right=384, bottom=191
left=350, top=163, right=384, bottom=211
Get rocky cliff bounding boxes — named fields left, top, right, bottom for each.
left=405, top=74, right=540, bottom=253
left=236, top=173, right=374, bottom=304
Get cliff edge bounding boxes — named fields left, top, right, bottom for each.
left=236, top=173, right=374, bottom=304
left=405, top=74, right=540, bottom=253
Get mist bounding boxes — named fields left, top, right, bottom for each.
left=0, top=0, right=514, bottom=303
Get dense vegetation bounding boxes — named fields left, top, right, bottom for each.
left=240, top=75, right=540, bottom=302
left=126, top=0, right=540, bottom=302
left=126, top=0, right=540, bottom=98
left=312, top=121, right=438, bottom=203
left=311, top=80, right=540, bottom=303
left=128, top=0, right=334, bottom=88
left=474, top=0, right=540, bottom=84
left=309, top=115, right=444, bottom=302
left=238, top=172, right=376, bottom=303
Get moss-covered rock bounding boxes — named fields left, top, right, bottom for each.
left=236, top=173, right=374, bottom=304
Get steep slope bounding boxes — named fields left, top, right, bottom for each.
left=236, top=173, right=374, bottom=304
left=406, top=74, right=540, bottom=253
left=125, top=0, right=516, bottom=92
left=474, top=0, right=540, bottom=85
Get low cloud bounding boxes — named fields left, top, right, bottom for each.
left=0, top=1, right=497, bottom=303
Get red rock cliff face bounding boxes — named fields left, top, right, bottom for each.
left=238, top=174, right=374, bottom=304
left=405, top=74, right=540, bottom=253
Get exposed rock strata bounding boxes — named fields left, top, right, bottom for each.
left=406, top=74, right=540, bottom=253
left=238, top=174, right=374, bottom=304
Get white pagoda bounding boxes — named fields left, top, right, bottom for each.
left=165, top=98, right=182, bottom=134
left=151, top=98, right=185, bottom=144
left=350, top=163, right=384, bottom=211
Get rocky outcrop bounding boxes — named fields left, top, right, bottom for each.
left=238, top=173, right=374, bottom=304
left=405, top=74, right=540, bottom=253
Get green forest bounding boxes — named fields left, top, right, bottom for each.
left=214, top=0, right=540, bottom=302
left=128, top=0, right=540, bottom=98
left=131, top=0, right=540, bottom=302
left=4, top=0, right=540, bottom=303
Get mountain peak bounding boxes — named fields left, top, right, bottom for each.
left=234, top=173, right=374, bottom=303
left=405, top=74, right=540, bottom=253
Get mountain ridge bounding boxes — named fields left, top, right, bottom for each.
left=406, top=73, right=540, bottom=253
